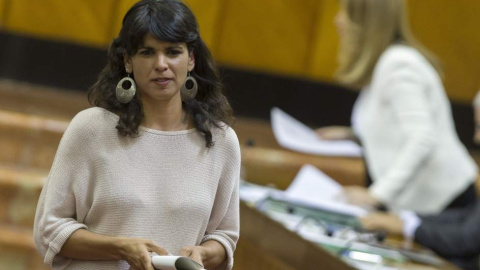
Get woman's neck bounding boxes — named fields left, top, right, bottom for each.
left=141, top=99, right=191, bottom=131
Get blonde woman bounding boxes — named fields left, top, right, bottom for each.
left=358, top=91, right=480, bottom=270
left=318, top=0, right=477, bottom=214
left=473, top=90, right=480, bottom=144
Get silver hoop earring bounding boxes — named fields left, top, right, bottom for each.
left=116, top=74, right=136, bottom=104
left=181, top=73, right=198, bottom=102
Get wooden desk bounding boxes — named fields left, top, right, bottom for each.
left=234, top=117, right=461, bottom=270
left=241, top=146, right=365, bottom=190
left=234, top=201, right=460, bottom=270
left=235, top=201, right=355, bottom=270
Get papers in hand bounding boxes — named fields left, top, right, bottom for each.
left=283, top=164, right=367, bottom=217
left=271, top=107, right=362, bottom=157
left=151, top=256, right=205, bottom=270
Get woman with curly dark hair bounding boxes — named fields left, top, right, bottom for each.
left=90, top=0, right=233, bottom=146
left=33, top=1, right=240, bottom=269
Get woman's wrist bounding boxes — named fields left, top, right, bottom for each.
left=115, top=237, right=130, bottom=261
left=199, top=243, right=213, bottom=262
left=94, top=234, right=127, bottom=261
left=60, top=229, right=127, bottom=261
left=200, top=240, right=226, bottom=267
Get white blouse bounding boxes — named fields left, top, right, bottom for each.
left=354, top=45, right=477, bottom=214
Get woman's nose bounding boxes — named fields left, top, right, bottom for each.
left=154, top=54, right=168, bottom=71
left=334, top=13, right=343, bottom=33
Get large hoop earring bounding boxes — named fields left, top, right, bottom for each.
left=181, top=73, right=198, bottom=102
left=116, top=74, right=136, bottom=104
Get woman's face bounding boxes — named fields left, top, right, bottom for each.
left=335, top=3, right=350, bottom=39
left=474, top=107, right=480, bottom=144
left=125, top=33, right=195, bottom=104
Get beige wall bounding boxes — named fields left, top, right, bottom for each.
left=1, top=0, right=479, bottom=102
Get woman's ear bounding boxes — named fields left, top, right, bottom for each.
left=188, top=51, right=195, bottom=72
left=124, top=54, right=132, bottom=73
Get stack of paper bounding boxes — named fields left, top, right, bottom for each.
left=283, top=164, right=367, bottom=217
left=271, top=107, right=362, bottom=157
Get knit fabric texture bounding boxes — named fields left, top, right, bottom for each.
left=34, top=107, right=241, bottom=270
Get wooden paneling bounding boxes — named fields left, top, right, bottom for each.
left=110, top=0, right=138, bottom=40
left=308, top=0, right=340, bottom=81
left=407, top=0, right=480, bottom=102
left=242, top=147, right=365, bottom=189
left=215, top=0, right=318, bottom=77
left=185, top=0, right=223, bottom=52
left=0, top=225, right=50, bottom=270
left=4, top=0, right=116, bottom=47
left=0, top=0, right=6, bottom=27
left=2, top=0, right=480, bottom=102
left=0, top=79, right=89, bottom=119
left=234, top=238, right=296, bottom=270
left=237, top=202, right=356, bottom=270
left=110, top=0, right=223, bottom=51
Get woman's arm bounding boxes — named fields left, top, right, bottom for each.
left=34, top=110, right=169, bottom=269
left=34, top=112, right=94, bottom=266
left=60, top=229, right=168, bottom=269
left=369, top=65, right=437, bottom=204
left=193, top=128, right=241, bottom=270
left=200, top=240, right=226, bottom=267
left=360, top=204, right=480, bottom=257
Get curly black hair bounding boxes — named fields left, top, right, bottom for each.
left=88, top=0, right=233, bottom=147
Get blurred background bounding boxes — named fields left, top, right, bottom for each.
left=0, top=0, right=480, bottom=269
left=1, top=0, right=480, bottom=136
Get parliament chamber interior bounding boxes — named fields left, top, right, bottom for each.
left=1, top=0, right=480, bottom=269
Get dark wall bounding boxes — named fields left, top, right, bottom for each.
left=0, top=31, right=106, bottom=91
left=0, top=31, right=476, bottom=149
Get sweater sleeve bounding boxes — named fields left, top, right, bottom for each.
left=33, top=111, right=95, bottom=267
left=201, top=128, right=241, bottom=270
left=369, top=63, right=437, bottom=204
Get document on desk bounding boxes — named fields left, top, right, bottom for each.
left=284, top=164, right=368, bottom=217
left=239, top=182, right=278, bottom=204
left=271, top=107, right=362, bottom=157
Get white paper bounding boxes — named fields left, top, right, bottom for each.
left=239, top=184, right=271, bottom=204
left=282, top=165, right=367, bottom=217
left=151, top=256, right=205, bottom=270
left=286, top=164, right=343, bottom=201
left=271, top=107, right=362, bottom=157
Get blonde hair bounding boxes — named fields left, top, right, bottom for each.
left=336, top=0, right=441, bottom=88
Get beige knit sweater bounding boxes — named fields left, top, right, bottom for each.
left=34, top=107, right=241, bottom=270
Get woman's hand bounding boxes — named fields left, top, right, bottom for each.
left=180, top=240, right=226, bottom=269
left=118, top=237, right=169, bottom=270
left=179, top=245, right=206, bottom=266
left=315, top=126, right=355, bottom=141
left=342, top=186, right=379, bottom=208
left=360, top=212, right=404, bottom=236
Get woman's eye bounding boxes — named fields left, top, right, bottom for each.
left=139, top=50, right=152, bottom=55
left=168, top=50, right=182, bottom=56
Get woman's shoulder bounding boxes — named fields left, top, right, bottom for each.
left=212, top=123, right=240, bottom=148
left=377, top=44, right=429, bottom=70
left=66, top=107, right=118, bottom=137
left=373, top=44, right=437, bottom=83
left=70, top=107, right=117, bottom=126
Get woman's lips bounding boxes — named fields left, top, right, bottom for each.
left=152, top=78, right=172, bottom=86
